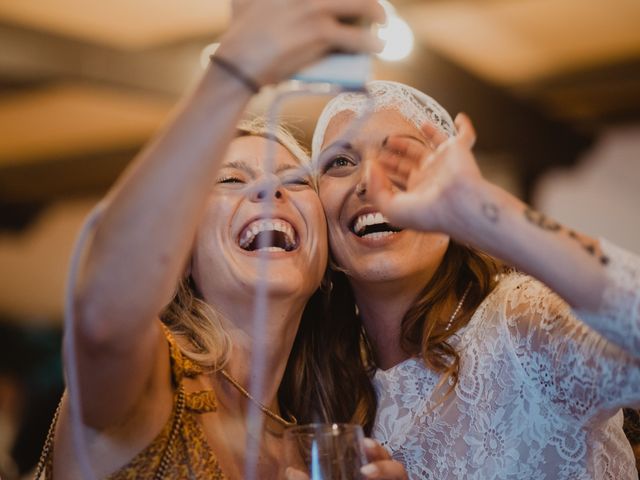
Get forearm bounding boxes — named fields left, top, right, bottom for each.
left=453, top=179, right=607, bottom=312
left=77, top=66, right=252, bottom=344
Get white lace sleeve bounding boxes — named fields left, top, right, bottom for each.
left=504, top=274, right=640, bottom=425
left=572, top=238, right=640, bottom=356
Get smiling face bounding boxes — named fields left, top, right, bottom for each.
left=317, top=109, right=449, bottom=288
left=191, top=135, right=328, bottom=308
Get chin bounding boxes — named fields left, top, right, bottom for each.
left=351, top=267, right=406, bottom=284
left=342, top=254, right=420, bottom=285
left=242, top=268, right=316, bottom=298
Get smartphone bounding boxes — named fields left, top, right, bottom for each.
left=291, top=17, right=373, bottom=89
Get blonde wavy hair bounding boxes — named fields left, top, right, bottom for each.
left=160, top=117, right=312, bottom=371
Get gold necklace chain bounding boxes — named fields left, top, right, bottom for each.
left=219, top=369, right=297, bottom=428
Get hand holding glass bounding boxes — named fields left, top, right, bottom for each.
left=283, top=423, right=368, bottom=479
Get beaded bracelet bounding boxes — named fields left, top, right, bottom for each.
left=210, top=55, right=261, bottom=94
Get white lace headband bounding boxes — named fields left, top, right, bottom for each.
left=311, top=80, right=456, bottom=165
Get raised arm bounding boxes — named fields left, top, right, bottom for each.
left=501, top=273, right=640, bottom=425
left=73, top=0, right=384, bottom=428
left=367, top=114, right=640, bottom=357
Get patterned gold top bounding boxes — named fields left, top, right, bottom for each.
left=43, top=326, right=226, bottom=479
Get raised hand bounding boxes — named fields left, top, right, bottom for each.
left=366, top=113, right=484, bottom=237
left=218, top=0, right=385, bottom=88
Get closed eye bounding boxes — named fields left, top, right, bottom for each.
left=283, top=177, right=311, bottom=186
left=217, top=176, right=244, bottom=184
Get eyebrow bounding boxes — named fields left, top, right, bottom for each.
left=221, top=160, right=304, bottom=175
left=394, top=134, right=427, bottom=146
left=323, top=135, right=426, bottom=153
left=322, top=140, right=354, bottom=153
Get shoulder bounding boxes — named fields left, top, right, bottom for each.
left=488, top=271, right=570, bottom=315
left=476, top=271, right=574, bottom=340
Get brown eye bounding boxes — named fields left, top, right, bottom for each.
left=325, top=155, right=356, bottom=172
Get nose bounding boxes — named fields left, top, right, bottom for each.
left=253, top=188, right=283, bottom=200
left=249, top=176, right=284, bottom=202
left=355, top=159, right=371, bottom=199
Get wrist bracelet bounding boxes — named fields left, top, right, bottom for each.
left=210, top=55, right=261, bottom=94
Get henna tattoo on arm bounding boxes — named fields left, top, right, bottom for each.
left=524, top=207, right=609, bottom=265
left=523, top=207, right=561, bottom=231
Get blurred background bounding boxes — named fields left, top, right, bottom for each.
left=0, top=0, right=639, bottom=477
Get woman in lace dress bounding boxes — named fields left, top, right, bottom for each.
left=38, top=3, right=411, bottom=478
left=311, top=80, right=640, bottom=479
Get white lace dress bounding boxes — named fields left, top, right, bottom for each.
left=372, top=240, right=640, bottom=479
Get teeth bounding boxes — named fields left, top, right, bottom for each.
left=363, top=231, right=394, bottom=239
left=256, top=246, right=285, bottom=252
left=238, top=219, right=296, bottom=250
left=353, top=212, right=391, bottom=235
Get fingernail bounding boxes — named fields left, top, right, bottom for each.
left=361, top=464, right=379, bottom=477
left=363, top=438, right=378, bottom=449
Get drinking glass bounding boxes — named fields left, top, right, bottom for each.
left=282, top=423, right=368, bottom=480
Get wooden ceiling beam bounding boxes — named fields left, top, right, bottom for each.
left=0, top=22, right=209, bottom=97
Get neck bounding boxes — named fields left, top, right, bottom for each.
left=215, top=290, right=307, bottom=410
left=351, top=272, right=433, bottom=370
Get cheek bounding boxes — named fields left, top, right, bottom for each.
left=198, top=196, right=234, bottom=242
left=318, top=180, right=343, bottom=222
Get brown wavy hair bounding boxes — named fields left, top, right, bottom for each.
left=295, top=240, right=502, bottom=433
left=278, top=275, right=378, bottom=433
left=398, top=242, right=501, bottom=392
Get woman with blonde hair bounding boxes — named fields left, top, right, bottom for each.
left=36, top=2, right=411, bottom=478
left=312, top=80, right=640, bottom=478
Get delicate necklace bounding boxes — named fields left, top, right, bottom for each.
left=445, top=283, right=472, bottom=331
left=219, top=369, right=297, bottom=428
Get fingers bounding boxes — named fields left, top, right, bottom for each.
left=317, top=0, right=386, bottom=24
left=312, top=0, right=386, bottom=53
left=218, top=0, right=384, bottom=86
left=383, top=136, right=425, bottom=163
left=453, top=113, right=476, bottom=149
left=360, top=438, right=408, bottom=480
left=284, top=467, right=310, bottom=480
left=376, top=136, right=428, bottom=183
left=420, top=121, right=449, bottom=149
left=325, top=20, right=384, bottom=53
left=363, top=437, right=391, bottom=461
left=361, top=460, right=408, bottom=479
left=366, top=160, right=419, bottom=228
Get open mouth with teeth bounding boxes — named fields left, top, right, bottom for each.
left=351, top=212, right=402, bottom=239
left=238, top=218, right=298, bottom=253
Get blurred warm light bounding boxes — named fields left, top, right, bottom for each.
left=0, top=0, right=231, bottom=49
left=377, top=0, right=414, bottom=62
left=405, top=0, right=640, bottom=85
left=200, top=42, right=221, bottom=69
